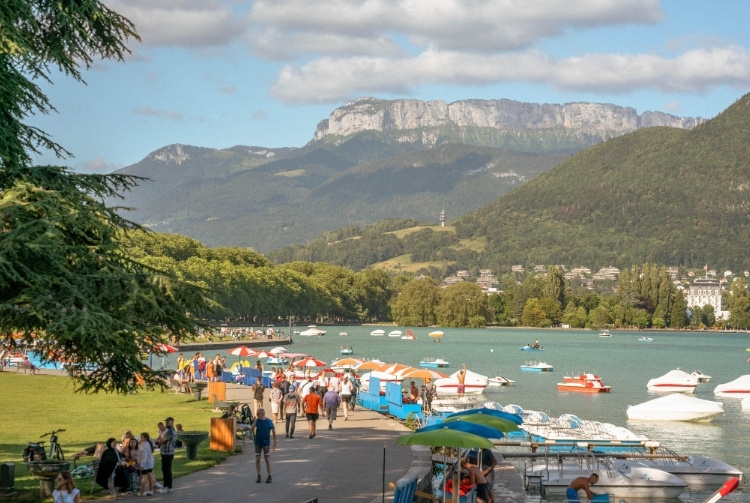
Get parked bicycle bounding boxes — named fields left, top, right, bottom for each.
left=40, top=429, right=66, bottom=460
left=70, top=457, right=95, bottom=479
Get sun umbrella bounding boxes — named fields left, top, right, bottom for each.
left=395, top=429, right=494, bottom=449
left=228, top=345, right=257, bottom=357
left=417, top=421, right=506, bottom=440
left=443, top=414, right=521, bottom=433
left=402, top=368, right=448, bottom=380
left=332, top=357, right=363, bottom=368
left=356, top=360, right=387, bottom=371
left=294, top=356, right=326, bottom=367
left=269, top=347, right=289, bottom=355
left=448, top=407, right=524, bottom=425
left=150, top=343, right=178, bottom=369
left=378, top=362, right=413, bottom=376
left=253, top=350, right=274, bottom=358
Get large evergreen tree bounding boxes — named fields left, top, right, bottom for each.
left=0, top=1, right=209, bottom=393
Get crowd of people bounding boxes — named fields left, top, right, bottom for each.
left=71, top=417, right=181, bottom=496
left=174, top=352, right=227, bottom=383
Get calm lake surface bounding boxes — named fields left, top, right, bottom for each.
left=166, top=327, right=750, bottom=501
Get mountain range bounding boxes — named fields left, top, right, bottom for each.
left=112, top=97, right=701, bottom=252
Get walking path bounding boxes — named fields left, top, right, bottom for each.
left=95, top=405, right=418, bottom=503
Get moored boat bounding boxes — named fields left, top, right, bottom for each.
left=598, top=330, right=612, bottom=337
left=370, top=329, right=385, bottom=336
left=388, top=330, right=402, bottom=337
left=419, top=357, right=450, bottom=368
left=338, top=332, right=348, bottom=336
left=339, top=347, right=353, bottom=355
left=433, top=369, right=488, bottom=395
left=299, top=325, right=326, bottom=336
left=520, top=344, right=544, bottom=351
left=638, top=336, right=655, bottom=342
left=647, top=369, right=699, bottom=393
left=612, top=455, right=742, bottom=491
left=487, top=376, right=516, bottom=386
left=626, top=393, right=724, bottom=421
left=557, top=373, right=611, bottom=393
left=521, top=361, right=554, bottom=372
left=691, top=370, right=712, bottom=382
left=713, top=374, right=750, bottom=397
left=400, top=330, right=416, bottom=340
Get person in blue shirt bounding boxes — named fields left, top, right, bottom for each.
left=252, top=409, right=276, bottom=483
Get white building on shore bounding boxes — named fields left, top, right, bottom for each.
left=687, top=277, right=729, bottom=320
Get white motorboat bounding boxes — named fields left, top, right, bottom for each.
left=487, top=376, right=516, bottom=386
left=714, top=374, right=750, bottom=397
left=598, top=330, right=612, bottom=337
left=430, top=395, right=484, bottom=414
left=433, top=369, right=488, bottom=395
left=370, top=329, right=385, bottom=336
left=299, top=325, right=326, bottom=336
left=626, top=393, right=724, bottom=422
left=612, top=455, right=743, bottom=491
left=646, top=369, right=699, bottom=393
left=742, top=397, right=750, bottom=409
left=400, top=330, right=416, bottom=340
left=527, top=456, right=687, bottom=500
left=691, top=370, right=712, bottom=382
left=388, top=330, right=402, bottom=337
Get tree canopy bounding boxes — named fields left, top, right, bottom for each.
left=0, top=1, right=209, bottom=393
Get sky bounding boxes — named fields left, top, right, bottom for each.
left=29, top=0, right=750, bottom=173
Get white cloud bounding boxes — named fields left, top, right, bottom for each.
left=77, top=157, right=123, bottom=173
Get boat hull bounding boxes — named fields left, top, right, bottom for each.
left=613, top=457, right=743, bottom=491
left=556, top=383, right=611, bottom=393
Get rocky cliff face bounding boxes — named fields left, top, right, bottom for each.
left=314, top=97, right=703, bottom=141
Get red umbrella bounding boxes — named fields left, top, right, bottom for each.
left=229, top=346, right=257, bottom=357
left=254, top=350, right=274, bottom=359
left=294, top=356, right=326, bottom=367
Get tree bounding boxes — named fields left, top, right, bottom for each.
left=390, top=278, right=440, bottom=327
left=0, top=2, right=209, bottom=393
left=521, top=298, right=547, bottom=327
left=435, top=282, right=488, bottom=328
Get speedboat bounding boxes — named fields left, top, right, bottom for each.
left=526, top=456, right=687, bottom=500
left=400, top=330, right=416, bottom=340
left=487, top=376, right=516, bottom=386
left=557, top=373, right=611, bottom=393
left=612, top=456, right=742, bottom=491
left=520, top=345, right=544, bottom=351
left=714, top=374, right=750, bottom=397
left=388, top=330, right=402, bottom=337
left=598, top=330, right=612, bottom=337
left=521, top=361, right=553, bottom=372
left=626, top=393, right=724, bottom=421
left=691, top=370, right=712, bottom=382
left=638, top=336, right=655, bottom=342
left=433, top=369, right=488, bottom=395
left=338, top=332, right=348, bottom=336
left=646, top=369, right=700, bottom=393
left=420, top=357, right=450, bottom=368
left=370, top=329, right=385, bottom=336
left=299, top=325, right=326, bottom=336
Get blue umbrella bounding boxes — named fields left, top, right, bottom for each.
left=448, top=407, right=523, bottom=425
left=417, top=420, right=506, bottom=440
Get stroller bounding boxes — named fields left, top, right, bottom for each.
left=236, top=403, right=253, bottom=443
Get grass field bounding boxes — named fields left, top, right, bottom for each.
left=0, top=371, right=232, bottom=501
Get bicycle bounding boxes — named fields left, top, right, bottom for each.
left=40, top=429, right=66, bottom=460
left=70, top=457, right=95, bottom=479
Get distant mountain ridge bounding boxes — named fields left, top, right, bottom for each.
left=314, top=97, right=702, bottom=149
left=112, top=96, right=704, bottom=252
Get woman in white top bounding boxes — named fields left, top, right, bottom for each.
left=138, top=432, right=156, bottom=496
left=340, top=376, right=353, bottom=420
left=53, top=471, right=80, bottom=503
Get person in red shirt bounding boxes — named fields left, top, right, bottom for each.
left=301, top=389, right=322, bottom=439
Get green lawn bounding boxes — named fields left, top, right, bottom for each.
left=0, top=371, right=232, bottom=501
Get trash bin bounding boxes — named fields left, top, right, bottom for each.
left=210, top=417, right=236, bottom=452
left=0, top=463, right=14, bottom=494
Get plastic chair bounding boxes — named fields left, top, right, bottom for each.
left=392, top=476, right=418, bottom=503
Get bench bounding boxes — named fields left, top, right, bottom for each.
left=16, top=361, right=36, bottom=374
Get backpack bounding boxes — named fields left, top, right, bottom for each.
left=239, top=403, right=253, bottom=424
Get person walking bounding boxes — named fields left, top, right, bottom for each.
left=302, top=385, right=322, bottom=439
left=251, top=376, right=266, bottom=415
left=269, top=381, right=283, bottom=422
left=323, top=386, right=340, bottom=430
left=252, top=409, right=276, bottom=483
left=282, top=386, right=301, bottom=438
left=339, top=375, right=353, bottom=420
left=155, top=417, right=176, bottom=493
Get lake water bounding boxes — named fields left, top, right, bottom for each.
left=169, top=327, right=750, bottom=501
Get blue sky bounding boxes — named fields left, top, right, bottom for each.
left=30, top=0, right=750, bottom=172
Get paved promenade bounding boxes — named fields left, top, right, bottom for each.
left=95, top=405, right=417, bottom=503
